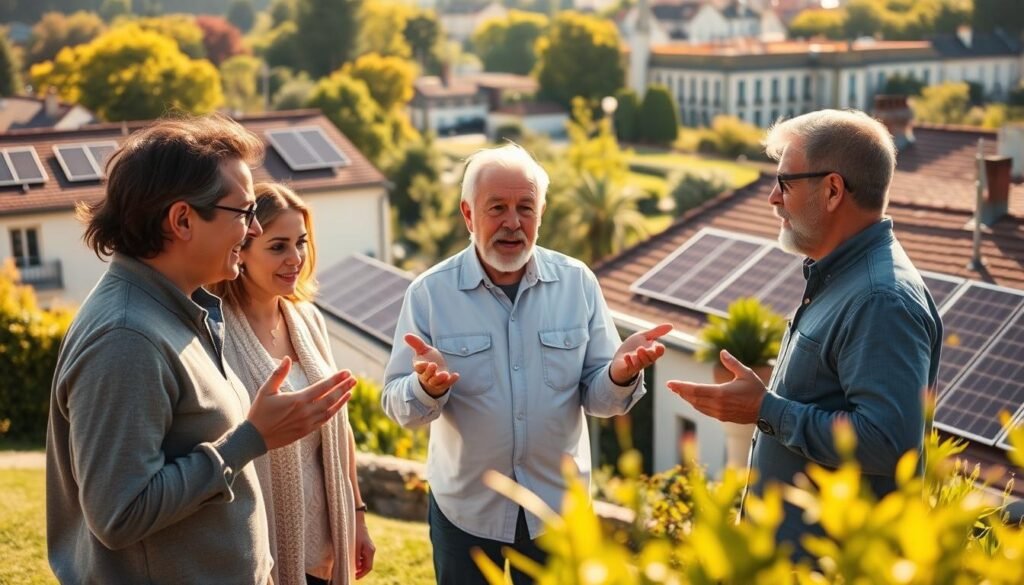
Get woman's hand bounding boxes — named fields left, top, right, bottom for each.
left=354, top=512, right=375, bottom=579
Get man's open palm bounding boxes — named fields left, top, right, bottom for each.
left=405, top=333, right=461, bottom=398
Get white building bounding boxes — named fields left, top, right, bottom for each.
left=636, top=31, right=1023, bottom=128
left=0, top=110, right=391, bottom=306
left=618, top=0, right=786, bottom=45
left=439, top=1, right=507, bottom=44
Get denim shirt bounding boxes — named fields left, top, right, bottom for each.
left=382, top=245, right=644, bottom=542
left=749, top=219, right=943, bottom=549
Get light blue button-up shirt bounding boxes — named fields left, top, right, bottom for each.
left=382, top=245, right=645, bottom=542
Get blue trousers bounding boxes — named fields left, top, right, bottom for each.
left=428, top=493, right=547, bottom=585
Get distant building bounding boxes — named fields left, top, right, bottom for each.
left=0, top=93, right=96, bottom=132
left=439, top=1, right=507, bottom=44
left=0, top=110, right=390, bottom=306
left=617, top=0, right=787, bottom=45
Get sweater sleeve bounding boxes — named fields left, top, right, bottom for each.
left=64, top=328, right=266, bottom=550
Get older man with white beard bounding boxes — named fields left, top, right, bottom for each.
left=382, top=144, right=672, bottom=584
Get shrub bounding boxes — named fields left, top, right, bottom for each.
left=638, top=84, right=679, bottom=146
left=613, top=88, right=640, bottom=143
left=669, top=169, right=730, bottom=215
left=346, top=376, right=428, bottom=461
left=695, top=297, right=786, bottom=367
left=494, top=122, right=523, bottom=142
left=0, top=260, right=73, bottom=442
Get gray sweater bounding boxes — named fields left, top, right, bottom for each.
left=46, top=254, right=272, bottom=584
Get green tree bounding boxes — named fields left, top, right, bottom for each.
left=272, top=72, right=314, bottom=110
left=788, top=8, right=847, bottom=39
left=973, top=0, right=1024, bottom=36
left=638, top=84, right=679, bottom=146
left=403, top=175, right=467, bottom=272
left=387, top=134, right=442, bottom=227
left=0, top=260, right=73, bottom=442
left=220, top=54, right=263, bottom=113
left=30, top=24, right=223, bottom=121
left=911, top=81, right=971, bottom=124
left=28, top=11, right=107, bottom=65
left=131, top=14, right=207, bottom=59
left=844, top=0, right=885, bottom=38
left=404, top=10, right=443, bottom=74
left=613, top=87, right=640, bottom=143
left=226, top=0, right=255, bottom=33
left=472, top=10, right=548, bottom=75
left=670, top=170, right=729, bottom=215
left=568, top=172, right=646, bottom=263
left=0, top=27, right=19, bottom=97
left=259, top=21, right=302, bottom=70
left=884, top=72, right=927, bottom=96
left=566, top=96, right=628, bottom=183
left=307, top=71, right=392, bottom=165
left=343, top=53, right=415, bottom=112
left=269, top=0, right=295, bottom=27
left=535, top=11, right=624, bottom=107
left=99, top=0, right=131, bottom=22
left=357, top=1, right=412, bottom=59
left=295, top=0, right=361, bottom=77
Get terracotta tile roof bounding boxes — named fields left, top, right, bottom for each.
left=414, top=76, right=479, bottom=98
left=463, top=73, right=538, bottom=93
left=0, top=109, right=386, bottom=217
left=650, top=38, right=931, bottom=57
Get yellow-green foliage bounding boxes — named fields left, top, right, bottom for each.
left=475, top=418, right=1024, bottom=584
left=347, top=376, right=428, bottom=461
left=696, top=298, right=786, bottom=367
left=0, top=260, right=73, bottom=442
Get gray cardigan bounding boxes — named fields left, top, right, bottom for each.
left=46, top=254, right=272, bottom=584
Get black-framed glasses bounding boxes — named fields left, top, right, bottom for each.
left=776, top=171, right=849, bottom=194
left=210, top=202, right=258, bottom=228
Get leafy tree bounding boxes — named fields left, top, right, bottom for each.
left=883, top=72, right=927, bottom=96
left=0, top=27, right=19, bottom=97
left=404, top=10, right=443, bottom=74
left=343, top=53, right=415, bottom=112
left=272, top=73, right=314, bottom=110
left=567, top=97, right=627, bottom=183
left=357, top=1, right=412, bottom=59
left=226, top=0, right=255, bottom=33
left=535, top=12, right=624, bottom=107
left=696, top=115, right=766, bottom=159
left=30, top=24, right=223, bottom=121
left=973, top=0, right=1024, bottom=36
left=131, top=14, right=207, bottom=59
left=403, top=176, right=467, bottom=272
left=220, top=54, right=263, bottom=113
left=259, top=21, right=302, bottom=70
left=100, top=0, right=132, bottom=22
left=638, top=84, right=678, bottom=146
left=569, top=172, right=646, bottom=263
left=670, top=170, right=729, bottom=215
left=28, top=11, right=107, bottom=66
left=472, top=10, right=548, bottom=75
left=307, top=72, right=392, bottom=165
left=269, top=0, right=295, bottom=27
left=387, top=134, right=442, bottom=227
left=788, top=8, right=847, bottom=39
left=196, top=15, right=247, bottom=66
left=844, top=0, right=885, bottom=38
left=0, top=260, right=73, bottom=443
left=613, top=88, right=640, bottom=143
left=910, top=81, right=971, bottom=124
left=295, top=0, right=361, bottom=77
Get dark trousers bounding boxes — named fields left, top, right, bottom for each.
left=428, top=493, right=547, bottom=585
left=305, top=575, right=329, bottom=585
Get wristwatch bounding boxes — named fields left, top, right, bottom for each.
left=354, top=503, right=368, bottom=513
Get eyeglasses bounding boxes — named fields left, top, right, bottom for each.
left=776, top=171, right=850, bottom=194
left=210, top=202, right=258, bottom=229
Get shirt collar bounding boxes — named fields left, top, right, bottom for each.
left=803, top=217, right=894, bottom=282
left=457, top=244, right=559, bottom=291
left=108, top=253, right=223, bottom=330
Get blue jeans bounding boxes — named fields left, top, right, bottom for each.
left=428, top=493, right=547, bottom=585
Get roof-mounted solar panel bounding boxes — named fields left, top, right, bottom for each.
left=54, top=141, right=119, bottom=182
left=0, top=147, right=47, bottom=187
left=266, top=127, right=351, bottom=172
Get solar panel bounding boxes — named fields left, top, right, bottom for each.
left=996, top=411, right=1022, bottom=451
left=933, top=283, right=1024, bottom=396
left=630, top=228, right=767, bottom=311
left=266, top=127, right=350, bottom=172
left=0, top=147, right=47, bottom=186
left=316, top=254, right=412, bottom=345
left=935, top=307, right=1024, bottom=444
left=88, top=143, right=117, bottom=170
left=54, top=141, right=119, bottom=182
left=921, top=271, right=965, bottom=310
left=703, top=246, right=804, bottom=316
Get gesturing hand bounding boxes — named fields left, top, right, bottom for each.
left=666, top=349, right=768, bottom=424
left=609, top=323, right=673, bottom=385
left=247, top=357, right=356, bottom=450
left=405, top=333, right=461, bottom=398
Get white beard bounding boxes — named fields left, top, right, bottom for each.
left=471, top=229, right=536, bottom=273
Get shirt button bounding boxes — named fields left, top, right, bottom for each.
left=564, top=339, right=571, bottom=347
left=513, top=364, right=520, bottom=371
left=511, top=316, right=515, bottom=322
left=803, top=297, right=811, bottom=305
left=461, top=347, right=468, bottom=354
left=516, top=412, right=524, bottom=420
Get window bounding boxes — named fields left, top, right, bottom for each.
left=737, top=80, right=747, bottom=105
left=924, top=69, right=931, bottom=84
left=754, top=110, right=763, bottom=127
left=9, top=227, right=40, bottom=268
left=877, top=71, right=885, bottom=92
left=755, top=79, right=763, bottom=104
left=788, top=76, right=796, bottom=101
left=677, top=416, right=697, bottom=457
left=701, top=79, right=708, bottom=104
left=770, top=78, right=779, bottom=102
left=848, top=73, right=857, bottom=106
left=677, top=77, right=685, bottom=103
left=803, top=74, right=812, bottom=100
left=770, top=109, right=779, bottom=122
left=738, top=111, right=745, bottom=121
left=689, top=78, right=697, bottom=103
left=714, top=80, right=721, bottom=105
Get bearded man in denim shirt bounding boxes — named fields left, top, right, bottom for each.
left=382, top=144, right=672, bottom=584
left=669, top=109, right=943, bottom=556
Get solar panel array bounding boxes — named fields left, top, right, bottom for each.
left=633, top=227, right=1024, bottom=450
left=0, top=147, right=47, bottom=187
left=316, top=254, right=412, bottom=345
left=54, top=142, right=117, bottom=182
left=266, top=127, right=350, bottom=172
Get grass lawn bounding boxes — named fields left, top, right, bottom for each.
left=627, top=151, right=760, bottom=188
left=0, top=468, right=435, bottom=585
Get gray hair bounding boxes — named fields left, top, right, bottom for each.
left=460, top=143, right=550, bottom=206
left=764, top=109, right=896, bottom=212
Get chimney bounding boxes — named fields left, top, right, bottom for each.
left=440, top=62, right=453, bottom=87
left=44, top=87, right=60, bottom=119
left=997, top=123, right=1024, bottom=180
left=981, top=155, right=1012, bottom=225
left=873, top=94, right=915, bottom=150
left=957, top=25, right=972, bottom=49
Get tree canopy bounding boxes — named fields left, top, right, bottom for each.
left=472, top=10, right=548, bottom=76
left=535, top=12, right=624, bottom=107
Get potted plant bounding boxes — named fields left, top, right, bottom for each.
left=696, top=297, right=786, bottom=469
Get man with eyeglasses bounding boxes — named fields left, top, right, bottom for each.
left=668, top=109, right=942, bottom=557
left=47, top=114, right=356, bottom=584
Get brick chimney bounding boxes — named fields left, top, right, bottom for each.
left=981, top=155, right=1012, bottom=225
left=873, top=94, right=915, bottom=150
left=44, top=87, right=60, bottom=119
left=957, top=25, right=973, bottom=49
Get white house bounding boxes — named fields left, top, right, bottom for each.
left=0, top=109, right=390, bottom=306
left=619, top=0, right=787, bottom=45
left=439, top=1, right=507, bottom=44
left=487, top=102, right=569, bottom=139
left=0, top=93, right=96, bottom=132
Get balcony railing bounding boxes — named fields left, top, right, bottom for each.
left=16, top=259, right=63, bottom=290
